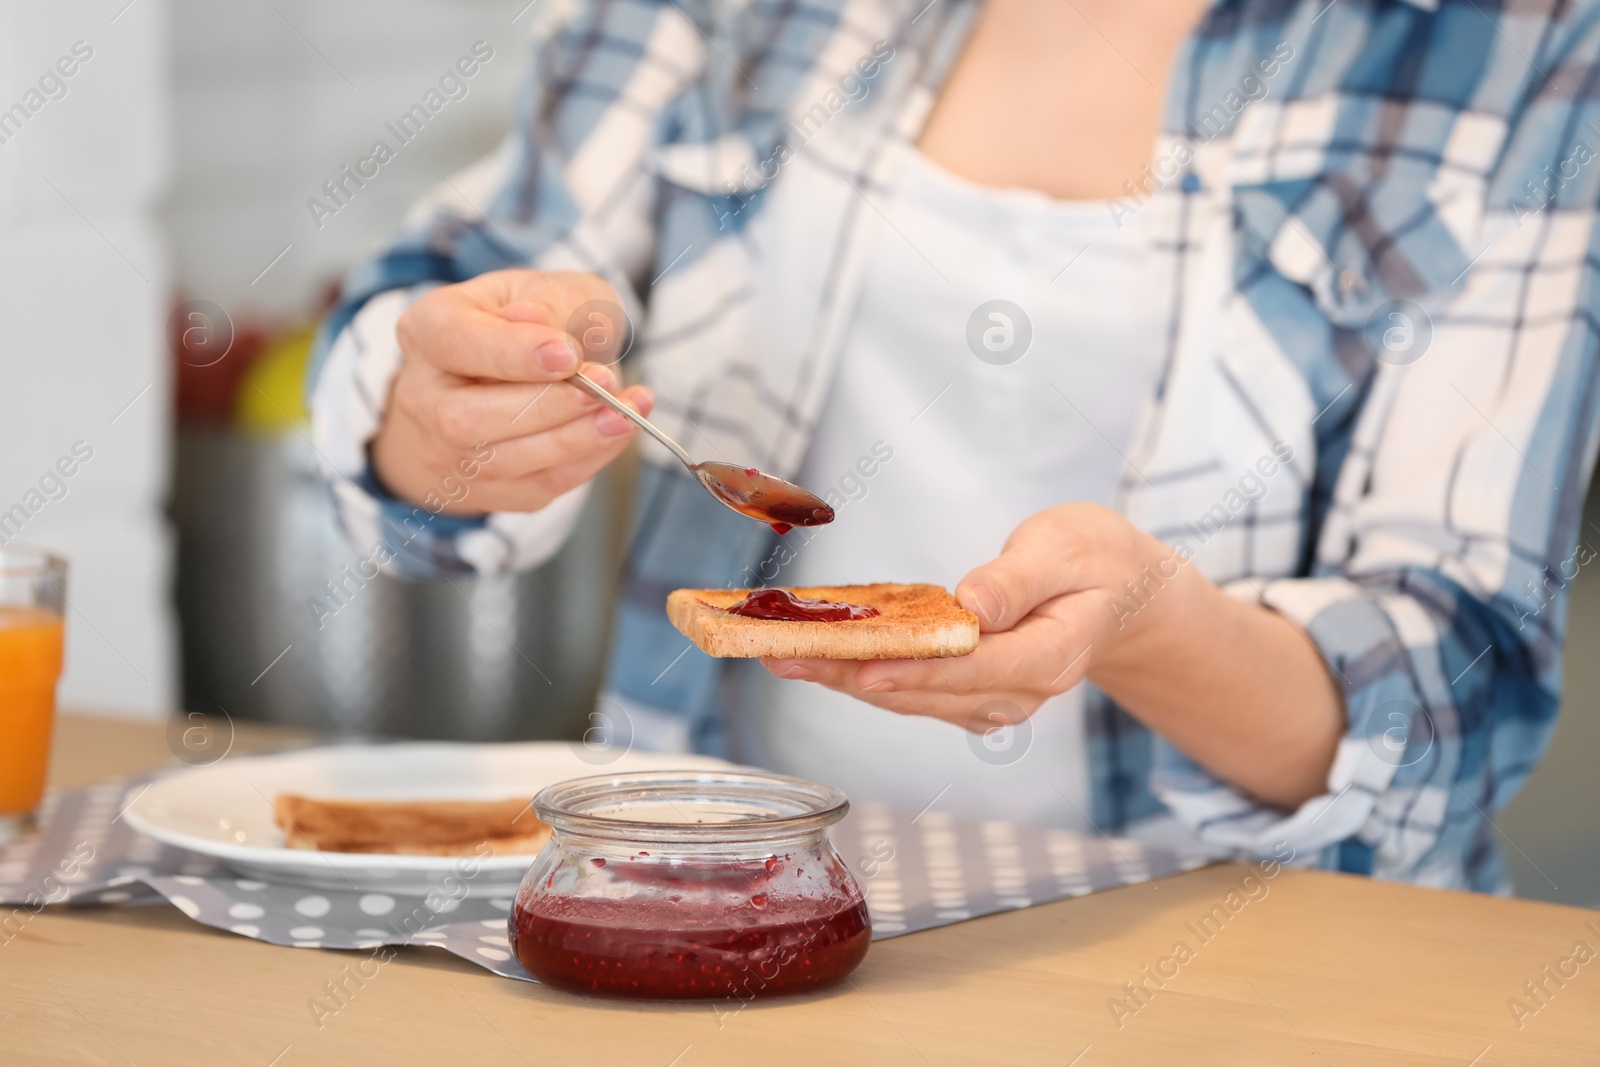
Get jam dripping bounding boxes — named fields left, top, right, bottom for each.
left=692, top=462, right=834, bottom=535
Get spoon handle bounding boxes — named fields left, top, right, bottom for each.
left=569, top=372, right=696, bottom=470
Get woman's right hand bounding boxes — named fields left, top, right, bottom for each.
left=370, top=269, right=653, bottom=515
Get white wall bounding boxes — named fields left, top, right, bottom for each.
left=165, top=0, right=531, bottom=318
left=0, top=0, right=534, bottom=718
left=0, top=0, right=175, bottom=717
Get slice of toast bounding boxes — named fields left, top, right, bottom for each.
left=666, top=583, right=979, bottom=660
left=273, top=795, right=550, bottom=856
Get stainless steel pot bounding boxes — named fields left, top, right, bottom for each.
left=172, top=429, right=629, bottom=740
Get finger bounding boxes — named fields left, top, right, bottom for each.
left=427, top=363, right=624, bottom=448
left=592, top=385, right=655, bottom=435
left=763, top=650, right=975, bottom=695
left=761, top=658, right=863, bottom=689
left=493, top=270, right=623, bottom=329
left=861, top=689, right=1033, bottom=730
left=476, top=386, right=653, bottom=479
left=428, top=420, right=638, bottom=512
left=761, top=657, right=1032, bottom=729
left=761, top=655, right=991, bottom=705
left=517, top=434, right=642, bottom=500
left=857, top=612, right=1093, bottom=695
left=497, top=274, right=631, bottom=368
left=463, top=267, right=620, bottom=313
left=956, top=527, right=1094, bottom=632
left=399, top=290, right=584, bottom=383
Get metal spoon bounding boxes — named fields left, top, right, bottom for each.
left=569, top=372, right=835, bottom=534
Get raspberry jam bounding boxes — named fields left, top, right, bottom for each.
left=690, top=461, right=835, bottom=535
left=510, top=882, right=870, bottom=997
left=510, top=770, right=870, bottom=999
left=721, top=588, right=880, bottom=622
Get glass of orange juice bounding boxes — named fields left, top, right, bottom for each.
left=0, top=547, right=67, bottom=843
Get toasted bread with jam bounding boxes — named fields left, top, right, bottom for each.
left=666, top=583, right=979, bottom=660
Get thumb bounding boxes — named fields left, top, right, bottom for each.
left=956, top=535, right=1083, bottom=634
left=498, top=271, right=630, bottom=368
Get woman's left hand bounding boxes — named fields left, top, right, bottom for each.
left=761, top=503, right=1194, bottom=732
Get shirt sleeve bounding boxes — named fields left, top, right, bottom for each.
left=305, top=2, right=711, bottom=578
left=1149, top=24, right=1600, bottom=890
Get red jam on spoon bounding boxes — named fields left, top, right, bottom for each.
left=720, top=589, right=880, bottom=622
left=692, top=463, right=835, bottom=535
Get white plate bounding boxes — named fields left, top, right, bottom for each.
left=121, top=742, right=735, bottom=894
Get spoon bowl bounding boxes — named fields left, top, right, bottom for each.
left=568, top=373, right=834, bottom=535
left=691, top=462, right=835, bottom=535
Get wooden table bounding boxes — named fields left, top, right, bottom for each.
left=5, top=713, right=1598, bottom=1066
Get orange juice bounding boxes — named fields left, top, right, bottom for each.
left=0, top=606, right=65, bottom=814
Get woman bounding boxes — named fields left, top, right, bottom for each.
left=310, top=0, right=1600, bottom=892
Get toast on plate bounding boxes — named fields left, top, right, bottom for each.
left=273, top=795, right=550, bottom=856
left=666, top=583, right=979, bottom=660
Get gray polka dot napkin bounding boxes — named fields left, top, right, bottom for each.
left=0, top=775, right=1216, bottom=983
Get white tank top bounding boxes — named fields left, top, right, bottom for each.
left=724, top=144, right=1164, bottom=829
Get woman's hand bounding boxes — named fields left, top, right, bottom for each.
left=762, top=502, right=1344, bottom=808
left=761, top=503, right=1182, bottom=729
left=370, top=269, right=653, bottom=515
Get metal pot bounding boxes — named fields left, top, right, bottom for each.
left=171, top=428, right=629, bottom=741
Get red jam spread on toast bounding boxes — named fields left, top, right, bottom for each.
left=720, top=589, right=880, bottom=622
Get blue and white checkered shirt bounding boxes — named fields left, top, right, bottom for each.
left=309, top=0, right=1600, bottom=892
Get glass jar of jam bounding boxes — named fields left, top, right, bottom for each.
left=509, top=770, right=870, bottom=999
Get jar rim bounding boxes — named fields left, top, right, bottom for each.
left=532, top=769, right=849, bottom=844
left=0, top=545, right=68, bottom=580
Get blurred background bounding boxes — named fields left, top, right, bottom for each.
left=0, top=3, right=625, bottom=745
left=0, top=0, right=1594, bottom=907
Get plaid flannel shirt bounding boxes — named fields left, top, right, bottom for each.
left=309, top=0, right=1600, bottom=892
